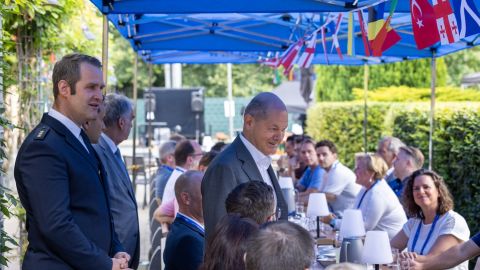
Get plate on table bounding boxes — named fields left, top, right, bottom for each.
left=317, top=245, right=336, bottom=267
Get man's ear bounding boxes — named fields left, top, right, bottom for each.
left=117, top=116, right=125, bottom=130
left=180, top=192, right=190, bottom=205
left=244, top=114, right=254, bottom=129
left=243, top=252, right=247, bottom=264
left=58, top=80, right=71, bottom=97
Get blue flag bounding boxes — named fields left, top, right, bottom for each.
left=452, top=0, right=480, bottom=38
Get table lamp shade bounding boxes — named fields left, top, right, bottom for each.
left=340, top=209, right=366, bottom=238
left=278, top=176, right=294, bottom=189
left=361, top=231, right=393, bottom=265
left=306, top=193, right=330, bottom=217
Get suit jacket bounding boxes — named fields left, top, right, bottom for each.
left=163, top=214, right=205, bottom=270
left=14, top=113, right=123, bottom=270
left=93, top=135, right=140, bottom=269
left=201, top=136, right=288, bottom=240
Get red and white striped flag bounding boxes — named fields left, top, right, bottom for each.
left=259, top=57, right=280, bottom=68
left=297, top=32, right=318, bottom=68
left=280, top=39, right=303, bottom=75
left=330, top=14, right=344, bottom=60
left=320, top=27, right=329, bottom=64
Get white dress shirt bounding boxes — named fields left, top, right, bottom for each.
left=239, top=133, right=276, bottom=200
left=48, top=108, right=89, bottom=152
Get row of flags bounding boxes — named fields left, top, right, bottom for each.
left=260, top=0, right=480, bottom=71
left=411, top=0, right=480, bottom=49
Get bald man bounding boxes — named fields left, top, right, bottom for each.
left=201, top=92, right=289, bottom=240
left=163, top=171, right=204, bottom=270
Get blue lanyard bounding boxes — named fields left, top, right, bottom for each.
left=176, top=213, right=205, bottom=234
left=356, top=179, right=380, bottom=209
left=411, top=214, right=440, bottom=255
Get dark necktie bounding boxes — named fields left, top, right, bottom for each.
left=114, top=148, right=130, bottom=178
left=80, top=129, right=98, bottom=162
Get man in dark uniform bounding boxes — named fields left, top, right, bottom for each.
left=14, top=54, right=130, bottom=270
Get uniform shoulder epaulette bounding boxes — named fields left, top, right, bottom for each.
left=34, top=127, right=50, bottom=140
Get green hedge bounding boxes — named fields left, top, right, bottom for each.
left=306, top=102, right=480, bottom=235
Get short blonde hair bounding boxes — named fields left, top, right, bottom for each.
left=355, top=153, right=388, bottom=180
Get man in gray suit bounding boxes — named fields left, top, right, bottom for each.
left=93, top=93, right=140, bottom=269
left=201, top=92, right=289, bottom=240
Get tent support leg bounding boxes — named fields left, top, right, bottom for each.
left=102, top=15, right=109, bottom=91
left=227, top=63, right=234, bottom=140
left=132, top=54, right=138, bottom=195
left=429, top=54, right=436, bottom=170
left=363, top=63, right=369, bottom=153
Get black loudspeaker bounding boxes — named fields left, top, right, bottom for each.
left=191, top=91, right=204, bottom=112
left=146, top=88, right=205, bottom=139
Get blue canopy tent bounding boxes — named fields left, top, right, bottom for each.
left=107, top=12, right=479, bottom=65
left=89, top=0, right=480, bottom=170
left=91, top=0, right=411, bottom=14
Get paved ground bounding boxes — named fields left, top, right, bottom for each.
left=3, top=140, right=154, bottom=269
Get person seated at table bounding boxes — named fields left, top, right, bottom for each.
left=390, top=169, right=470, bottom=270
left=316, top=140, right=360, bottom=217
left=390, top=146, right=424, bottom=198
left=321, top=153, right=407, bottom=239
left=404, top=232, right=480, bottom=269
left=293, top=135, right=309, bottom=180
left=245, top=220, right=315, bottom=270
left=295, top=138, right=325, bottom=205
left=200, top=214, right=258, bottom=270
left=225, top=181, right=276, bottom=225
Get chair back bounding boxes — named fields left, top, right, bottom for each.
left=148, top=246, right=162, bottom=270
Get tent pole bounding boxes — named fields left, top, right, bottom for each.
left=102, top=15, right=109, bottom=91
left=146, top=63, right=153, bottom=208
left=363, top=63, right=369, bottom=153
left=429, top=53, right=436, bottom=170
left=132, top=54, right=138, bottom=194
left=227, top=63, right=234, bottom=140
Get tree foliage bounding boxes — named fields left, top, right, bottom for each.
left=182, top=64, right=275, bottom=97
left=109, top=31, right=164, bottom=97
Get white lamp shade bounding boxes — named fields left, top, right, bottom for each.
left=306, top=193, right=330, bottom=217
left=362, top=231, right=393, bottom=264
left=340, top=209, right=366, bottom=238
left=278, top=176, right=294, bottom=189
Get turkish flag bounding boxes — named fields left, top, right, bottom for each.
left=411, top=0, right=440, bottom=49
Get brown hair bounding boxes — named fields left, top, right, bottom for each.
left=52, top=53, right=102, bottom=99
left=402, top=169, right=454, bottom=218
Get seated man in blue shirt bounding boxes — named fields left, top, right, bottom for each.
left=295, top=138, right=324, bottom=205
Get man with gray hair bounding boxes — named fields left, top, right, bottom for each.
left=202, top=92, right=288, bottom=241
left=93, top=93, right=140, bottom=269
left=155, top=140, right=177, bottom=204
left=376, top=136, right=405, bottom=182
left=391, top=146, right=425, bottom=198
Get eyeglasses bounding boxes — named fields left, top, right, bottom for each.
left=189, top=152, right=204, bottom=157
